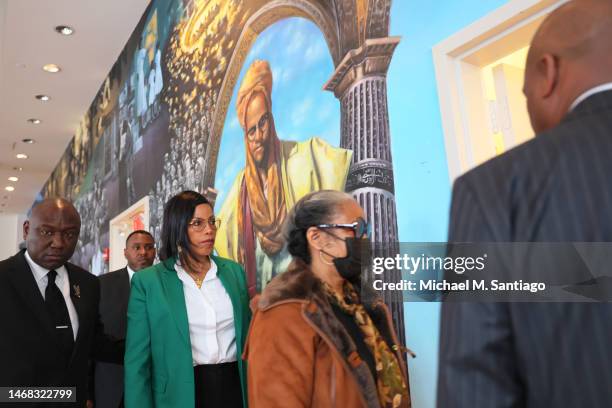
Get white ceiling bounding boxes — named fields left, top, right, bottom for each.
left=0, top=0, right=150, bottom=215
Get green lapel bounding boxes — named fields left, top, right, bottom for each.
left=159, top=257, right=190, bottom=345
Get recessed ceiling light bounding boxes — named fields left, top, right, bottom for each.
left=5, top=186, right=15, bottom=192
left=35, top=94, right=50, bottom=101
left=42, top=64, right=61, bottom=73
left=27, top=118, right=41, bottom=124
left=8, top=177, right=18, bottom=182
left=22, top=138, right=36, bottom=144
left=55, top=25, right=74, bottom=36
left=16, top=153, right=28, bottom=159
left=13, top=167, right=23, bottom=172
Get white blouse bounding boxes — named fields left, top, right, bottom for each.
left=175, top=259, right=237, bottom=365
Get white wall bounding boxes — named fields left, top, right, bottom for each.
left=0, top=213, right=26, bottom=260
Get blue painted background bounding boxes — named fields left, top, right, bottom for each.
left=388, top=1, right=508, bottom=407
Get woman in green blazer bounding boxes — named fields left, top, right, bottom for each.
left=125, top=191, right=251, bottom=408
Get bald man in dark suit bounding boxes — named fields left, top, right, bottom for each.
left=0, top=198, right=123, bottom=407
left=438, top=1, right=612, bottom=407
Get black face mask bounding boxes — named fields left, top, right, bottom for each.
left=325, top=237, right=370, bottom=281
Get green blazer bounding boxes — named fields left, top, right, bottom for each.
left=124, top=255, right=251, bottom=408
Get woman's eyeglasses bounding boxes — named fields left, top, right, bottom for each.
left=188, top=217, right=221, bottom=232
left=316, top=217, right=370, bottom=239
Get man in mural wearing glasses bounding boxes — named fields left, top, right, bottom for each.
left=215, top=60, right=352, bottom=296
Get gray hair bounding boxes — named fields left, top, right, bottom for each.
left=284, top=189, right=355, bottom=264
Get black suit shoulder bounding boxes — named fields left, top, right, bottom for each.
left=0, top=256, right=14, bottom=278
left=66, top=261, right=98, bottom=287
left=452, top=100, right=612, bottom=242
left=449, top=132, right=559, bottom=241
left=0, top=252, right=25, bottom=275
left=102, top=268, right=127, bottom=277
left=66, top=261, right=92, bottom=276
left=459, top=96, right=612, bottom=197
left=440, top=92, right=612, bottom=408
left=98, top=268, right=130, bottom=297
left=99, top=268, right=128, bottom=283
left=458, top=125, right=558, bottom=194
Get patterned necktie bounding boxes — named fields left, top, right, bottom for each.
left=45, top=270, right=74, bottom=360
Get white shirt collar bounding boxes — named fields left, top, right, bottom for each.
left=127, top=265, right=136, bottom=282
left=569, top=82, right=612, bottom=112
left=24, top=250, right=68, bottom=282
left=203, top=258, right=218, bottom=282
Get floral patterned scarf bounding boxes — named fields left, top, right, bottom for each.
left=324, top=281, right=409, bottom=408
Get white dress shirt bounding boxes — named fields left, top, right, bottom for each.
left=127, top=265, right=136, bottom=282
left=175, top=259, right=237, bottom=366
left=25, top=251, right=79, bottom=340
left=569, top=82, right=612, bottom=112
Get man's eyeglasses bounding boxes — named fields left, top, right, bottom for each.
left=316, top=218, right=370, bottom=239
left=188, top=217, right=221, bottom=232
left=247, top=112, right=270, bottom=139
left=37, top=228, right=79, bottom=241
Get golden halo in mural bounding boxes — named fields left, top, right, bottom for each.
left=180, top=0, right=219, bottom=53
left=179, top=0, right=240, bottom=53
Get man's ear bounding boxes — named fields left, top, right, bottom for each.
left=23, top=220, right=30, bottom=241
left=538, top=53, right=560, bottom=98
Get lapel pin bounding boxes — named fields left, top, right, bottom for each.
left=72, top=284, right=81, bottom=298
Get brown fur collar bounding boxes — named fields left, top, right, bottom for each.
left=258, top=261, right=323, bottom=309
left=257, top=261, right=384, bottom=408
left=258, top=260, right=382, bottom=310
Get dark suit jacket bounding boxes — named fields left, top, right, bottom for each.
left=94, top=268, right=130, bottom=408
left=438, top=90, right=612, bottom=407
left=0, top=250, right=123, bottom=408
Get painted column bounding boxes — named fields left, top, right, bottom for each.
left=325, top=36, right=406, bottom=346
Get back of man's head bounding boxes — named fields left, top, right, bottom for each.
left=524, top=0, right=612, bottom=133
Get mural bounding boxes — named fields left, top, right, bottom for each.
left=37, top=0, right=404, bottom=343
left=215, top=58, right=352, bottom=295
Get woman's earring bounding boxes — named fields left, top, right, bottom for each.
left=177, top=245, right=183, bottom=254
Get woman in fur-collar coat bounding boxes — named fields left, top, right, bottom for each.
left=243, top=190, right=411, bottom=408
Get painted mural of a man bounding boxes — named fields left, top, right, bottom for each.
left=215, top=60, right=352, bottom=295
